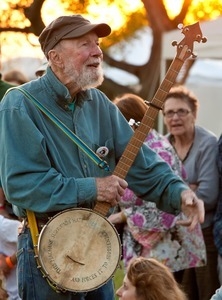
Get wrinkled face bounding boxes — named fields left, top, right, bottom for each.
left=163, top=97, right=196, bottom=136
left=116, top=275, right=138, bottom=300
left=56, top=31, right=104, bottom=90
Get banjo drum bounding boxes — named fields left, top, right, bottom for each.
left=37, top=208, right=121, bottom=292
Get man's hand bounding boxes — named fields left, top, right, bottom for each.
left=96, top=175, right=128, bottom=207
left=177, top=189, right=205, bottom=230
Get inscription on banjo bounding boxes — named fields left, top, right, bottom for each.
left=38, top=208, right=121, bottom=292
left=47, top=239, right=61, bottom=274
left=72, top=261, right=108, bottom=283
left=99, top=231, right=112, bottom=260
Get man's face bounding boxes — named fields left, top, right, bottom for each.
left=57, top=32, right=104, bottom=90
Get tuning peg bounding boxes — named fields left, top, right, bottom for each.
left=172, top=41, right=178, bottom=47
left=177, top=23, right=184, bottom=30
left=191, top=52, right=197, bottom=58
left=185, top=48, right=197, bottom=59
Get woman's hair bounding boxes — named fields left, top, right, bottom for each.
left=164, top=85, right=199, bottom=114
left=127, top=257, right=188, bottom=300
left=113, top=93, right=147, bottom=122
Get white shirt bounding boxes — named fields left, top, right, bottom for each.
left=0, top=215, right=21, bottom=300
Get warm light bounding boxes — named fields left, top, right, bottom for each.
left=0, top=2, right=8, bottom=10
left=41, top=0, right=67, bottom=24
left=164, top=0, right=183, bottom=19
left=87, top=3, right=125, bottom=31
left=83, top=0, right=144, bottom=31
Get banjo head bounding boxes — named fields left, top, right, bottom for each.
left=37, top=208, right=121, bottom=292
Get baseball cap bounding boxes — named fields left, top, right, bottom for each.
left=39, top=15, right=111, bottom=57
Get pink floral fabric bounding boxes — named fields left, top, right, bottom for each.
left=120, top=129, right=206, bottom=272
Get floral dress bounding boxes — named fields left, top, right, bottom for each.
left=120, top=129, right=206, bottom=272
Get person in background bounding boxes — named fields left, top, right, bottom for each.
left=35, top=58, right=48, bottom=77
left=0, top=67, right=17, bottom=299
left=0, top=209, right=22, bottom=300
left=0, top=73, right=14, bottom=100
left=0, top=15, right=204, bottom=300
left=0, top=73, right=16, bottom=217
left=109, top=93, right=206, bottom=284
left=116, top=256, right=188, bottom=300
left=163, top=84, right=220, bottom=300
left=3, top=69, right=28, bottom=85
left=213, top=134, right=222, bottom=285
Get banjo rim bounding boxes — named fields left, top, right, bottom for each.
left=36, top=207, right=122, bottom=292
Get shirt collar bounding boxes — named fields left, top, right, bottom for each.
left=43, top=66, right=92, bottom=110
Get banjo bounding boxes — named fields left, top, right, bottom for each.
left=34, top=22, right=206, bottom=293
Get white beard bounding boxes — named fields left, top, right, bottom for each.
left=65, top=61, right=104, bottom=90
left=78, top=64, right=104, bottom=90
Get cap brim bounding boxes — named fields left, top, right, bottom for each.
left=62, top=23, right=111, bottom=40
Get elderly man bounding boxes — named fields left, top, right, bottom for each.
left=0, top=15, right=204, bottom=300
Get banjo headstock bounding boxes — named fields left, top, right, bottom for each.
left=172, top=22, right=207, bottom=61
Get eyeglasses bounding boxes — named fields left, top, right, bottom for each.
left=163, top=108, right=191, bottom=118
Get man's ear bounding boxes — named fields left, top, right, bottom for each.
left=48, top=49, right=63, bottom=67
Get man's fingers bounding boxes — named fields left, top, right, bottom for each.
left=176, top=218, right=191, bottom=227
left=196, top=199, right=205, bottom=224
left=181, top=190, right=205, bottom=227
left=96, top=175, right=128, bottom=205
left=119, top=178, right=128, bottom=188
left=188, top=198, right=205, bottom=224
left=176, top=216, right=197, bottom=231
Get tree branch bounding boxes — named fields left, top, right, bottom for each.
left=24, top=0, right=45, bottom=35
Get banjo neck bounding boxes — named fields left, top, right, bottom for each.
left=94, top=22, right=207, bottom=217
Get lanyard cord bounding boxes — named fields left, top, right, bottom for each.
left=7, top=87, right=110, bottom=172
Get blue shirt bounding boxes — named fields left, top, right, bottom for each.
left=0, top=67, right=187, bottom=218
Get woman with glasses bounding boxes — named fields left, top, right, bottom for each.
left=163, top=85, right=220, bottom=300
